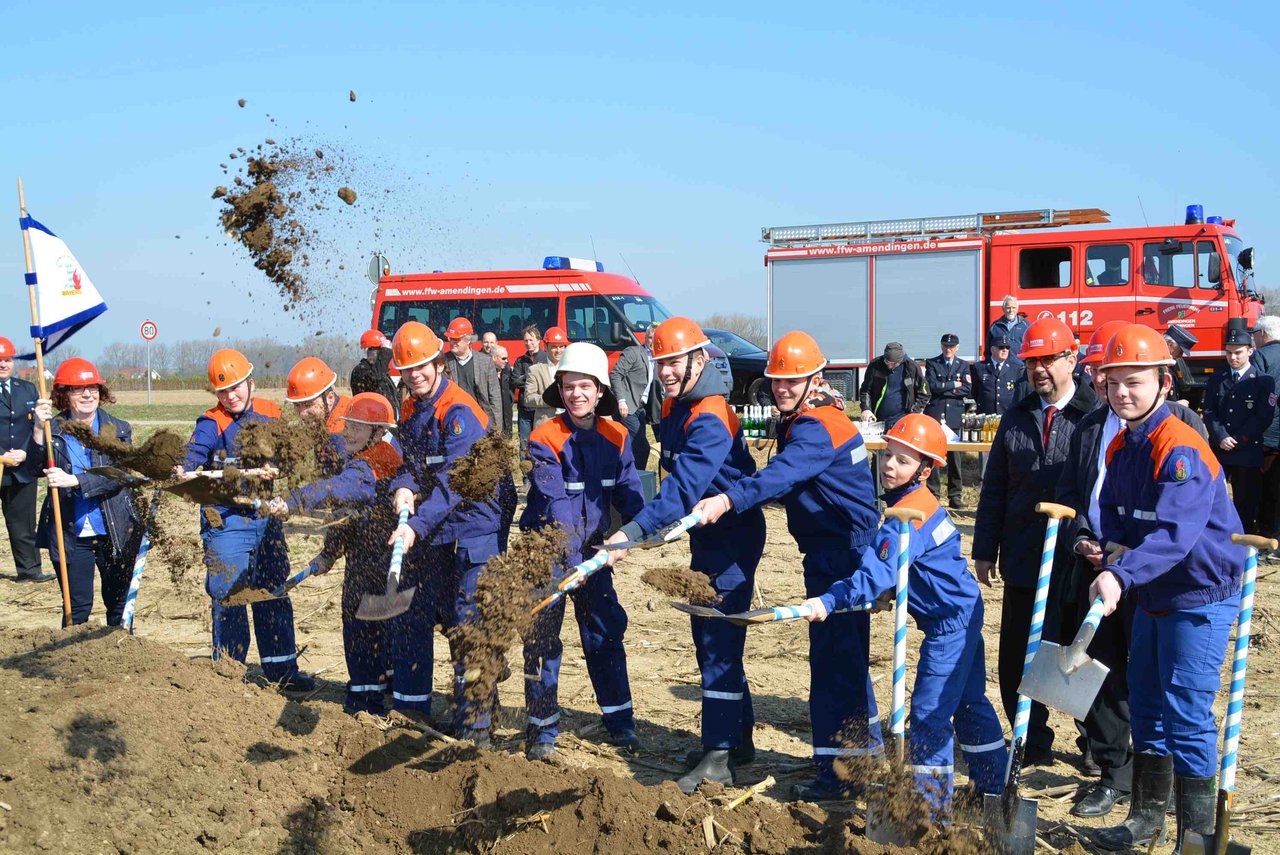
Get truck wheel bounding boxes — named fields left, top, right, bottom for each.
left=748, top=376, right=767, bottom=404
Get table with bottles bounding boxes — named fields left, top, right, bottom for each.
left=733, top=405, right=997, bottom=453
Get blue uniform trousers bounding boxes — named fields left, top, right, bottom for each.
left=524, top=561, right=634, bottom=744
left=909, top=607, right=1007, bottom=810
left=1129, top=594, right=1239, bottom=777
left=689, top=513, right=764, bottom=749
left=804, top=548, right=884, bottom=786
left=202, top=513, right=299, bottom=681
left=341, top=540, right=393, bottom=715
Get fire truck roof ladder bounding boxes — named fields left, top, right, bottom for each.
left=761, top=207, right=1110, bottom=246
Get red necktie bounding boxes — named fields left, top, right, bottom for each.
left=1043, top=405, right=1057, bottom=447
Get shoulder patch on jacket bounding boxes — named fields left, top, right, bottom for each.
left=434, top=382, right=490, bottom=432
left=1149, top=414, right=1219, bottom=480
left=356, top=440, right=403, bottom=481
left=529, top=415, right=573, bottom=458
left=596, top=416, right=631, bottom=454
left=684, top=395, right=733, bottom=435
left=797, top=405, right=859, bottom=450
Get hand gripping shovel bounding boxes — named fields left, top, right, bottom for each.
left=120, top=488, right=163, bottom=633
left=1184, top=533, right=1273, bottom=855
left=718, top=601, right=876, bottom=625
left=606, top=510, right=702, bottom=550
left=984, top=501, right=1075, bottom=855
left=222, top=561, right=323, bottom=607
left=355, top=508, right=416, bottom=621
left=531, top=551, right=611, bottom=615
left=1018, top=596, right=1110, bottom=721
left=866, top=506, right=926, bottom=846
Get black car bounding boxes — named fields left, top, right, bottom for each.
left=704, top=328, right=771, bottom=405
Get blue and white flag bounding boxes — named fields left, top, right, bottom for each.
left=19, top=215, right=107, bottom=359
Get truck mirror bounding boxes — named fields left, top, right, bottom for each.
left=1207, top=252, right=1222, bottom=285
left=1240, top=247, right=1255, bottom=271
left=610, top=320, right=627, bottom=345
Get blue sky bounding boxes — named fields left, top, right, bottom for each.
left=2, top=1, right=1276, bottom=358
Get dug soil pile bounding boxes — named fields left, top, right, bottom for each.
left=0, top=625, right=898, bottom=854
left=642, top=566, right=718, bottom=605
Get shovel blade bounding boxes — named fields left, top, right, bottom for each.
left=668, top=601, right=727, bottom=618
left=222, top=587, right=280, bottom=606
left=865, top=786, right=915, bottom=846
left=355, top=586, right=416, bottom=622
left=983, top=792, right=1037, bottom=855
left=723, top=608, right=781, bottom=626
left=1182, top=831, right=1251, bottom=855
left=1018, top=640, right=1110, bottom=721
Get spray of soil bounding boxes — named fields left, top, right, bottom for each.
left=448, top=430, right=514, bottom=502
left=233, top=414, right=330, bottom=491
left=454, top=526, right=566, bottom=722
left=62, top=421, right=186, bottom=481
left=641, top=567, right=718, bottom=605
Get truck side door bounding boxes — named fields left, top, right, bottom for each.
left=1011, top=244, right=1080, bottom=330
left=1080, top=242, right=1135, bottom=336
left=1138, top=238, right=1226, bottom=351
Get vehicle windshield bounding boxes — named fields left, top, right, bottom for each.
left=606, top=294, right=671, bottom=331
left=706, top=329, right=767, bottom=356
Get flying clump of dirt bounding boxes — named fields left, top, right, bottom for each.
left=448, top=431, right=514, bottom=502
left=62, top=422, right=186, bottom=481
left=641, top=567, right=718, bottom=605
left=233, top=415, right=330, bottom=491
left=216, top=150, right=308, bottom=309
left=337, top=187, right=356, bottom=205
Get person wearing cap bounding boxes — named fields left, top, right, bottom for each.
left=973, top=317, right=1096, bottom=767
left=799, top=414, right=1007, bottom=815
left=1202, top=325, right=1274, bottom=534
left=522, top=327, right=569, bottom=429
left=386, top=322, right=510, bottom=742
left=858, top=342, right=926, bottom=428
left=0, top=336, right=48, bottom=582
left=988, top=295, right=1029, bottom=357
left=607, top=317, right=767, bottom=795
left=182, top=349, right=312, bottom=691
left=924, top=333, right=971, bottom=509
left=350, top=329, right=399, bottom=419
left=27, top=358, right=140, bottom=624
left=1164, top=325, right=1198, bottom=405
left=444, top=317, right=502, bottom=430
left=972, top=336, right=1025, bottom=417
left=1081, top=326, right=1245, bottom=851
left=690, top=330, right=882, bottom=802
left=513, top=325, right=551, bottom=463
left=286, top=357, right=352, bottom=434
left=262, top=393, right=403, bottom=715
left=520, top=342, right=645, bottom=761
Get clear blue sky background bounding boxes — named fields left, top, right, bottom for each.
left=2, top=1, right=1276, bottom=359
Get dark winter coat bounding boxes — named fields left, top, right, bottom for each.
left=858, top=356, right=927, bottom=421
left=1203, top=363, right=1275, bottom=468
left=1251, top=339, right=1280, bottom=450
left=349, top=348, right=400, bottom=418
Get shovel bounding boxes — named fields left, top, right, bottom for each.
left=866, top=506, right=926, bottom=846
left=1018, top=596, right=1110, bottom=721
left=607, top=510, right=702, bottom=550
left=1183, top=533, right=1272, bottom=855
left=720, top=602, right=875, bottom=625
left=530, top=551, right=611, bottom=615
left=120, top=488, right=163, bottom=633
left=222, top=560, right=323, bottom=607
left=355, top=508, right=416, bottom=621
left=984, top=501, right=1075, bottom=855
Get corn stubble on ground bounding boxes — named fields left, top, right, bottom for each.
left=641, top=566, right=718, bottom=605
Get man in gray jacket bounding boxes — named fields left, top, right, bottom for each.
left=609, top=339, right=655, bottom=468
left=443, top=317, right=502, bottom=430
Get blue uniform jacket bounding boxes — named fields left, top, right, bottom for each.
left=622, top=366, right=756, bottom=538
left=389, top=378, right=501, bottom=545
left=1, top=376, right=39, bottom=485
left=1100, top=405, right=1243, bottom=613
left=819, top=484, right=976, bottom=634
left=286, top=438, right=404, bottom=515
left=184, top=398, right=283, bottom=515
left=972, top=357, right=1026, bottom=415
left=521, top=414, right=645, bottom=559
left=1202, top=363, right=1275, bottom=468
left=724, top=404, right=879, bottom=553
left=923, top=355, right=971, bottom=430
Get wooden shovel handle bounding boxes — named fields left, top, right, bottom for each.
left=1036, top=502, right=1077, bottom=520
left=884, top=507, right=926, bottom=523
left=1232, top=534, right=1278, bottom=551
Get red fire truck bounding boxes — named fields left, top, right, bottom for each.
left=762, top=206, right=1261, bottom=401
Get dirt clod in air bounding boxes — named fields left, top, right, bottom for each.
left=212, top=326, right=221, bottom=337
left=62, top=422, right=186, bottom=482
left=349, top=90, right=356, bottom=102
left=448, top=431, right=514, bottom=502
left=216, top=151, right=308, bottom=308
left=237, top=98, right=246, bottom=107
left=211, top=186, right=227, bottom=199
left=233, top=415, right=330, bottom=491
left=641, top=567, right=718, bottom=605
left=337, top=187, right=356, bottom=206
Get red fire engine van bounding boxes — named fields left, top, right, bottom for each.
left=762, top=206, right=1260, bottom=400
left=369, top=256, right=672, bottom=364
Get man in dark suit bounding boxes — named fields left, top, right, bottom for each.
left=609, top=339, right=656, bottom=468
left=972, top=336, right=1025, bottom=416
left=492, top=345, right=514, bottom=437
left=0, top=337, right=50, bottom=582
left=1203, top=326, right=1276, bottom=533
left=924, top=333, right=971, bottom=508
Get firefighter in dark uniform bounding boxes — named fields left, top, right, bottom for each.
left=972, top=336, right=1024, bottom=416
left=1164, top=326, right=1198, bottom=404
left=1202, top=325, right=1275, bottom=533
left=924, top=333, right=970, bottom=508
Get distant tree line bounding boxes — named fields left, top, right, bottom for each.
left=85, top=334, right=360, bottom=383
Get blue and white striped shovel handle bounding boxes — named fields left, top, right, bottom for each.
left=122, top=488, right=163, bottom=633
left=557, top=551, right=611, bottom=593
left=387, top=507, right=411, bottom=585
left=1221, top=534, right=1271, bottom=793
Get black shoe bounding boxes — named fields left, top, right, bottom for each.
left=1079, top=748, right=1101, bottom=776
left=605, top=727, right=640, bottom=754
left=790, top=780, right=855, bottom=802
left=526, top=741, right=557, bottom=762
left=683, top=734, right=756, bottom=769
left=1094, top=753, right=1172, bottom=851
left=948, top=498, right=964, bottom=510
left=677, top=749, right=734, bottom=794
left=1174, top=773, right=1216, bottom=852
left=16, top=571, right=54, bottom=583
left=1022, top=745, right=1054, bottom=767
left=1072, top=784, right=1128, bottom=818
left=278, top=672, right=316, bottom=693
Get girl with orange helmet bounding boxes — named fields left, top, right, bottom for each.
left=183, top=348, right=311, bottom=692
left=693, top=330, right=884, bottom=802
left=27, top=358, right=141, bottom=625
left=800, top=414, right=1008, bottom=815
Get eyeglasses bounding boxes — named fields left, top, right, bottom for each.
left=70, top=386, right=100, bottom=397
left=1023, top=351, right=1073, bottom=369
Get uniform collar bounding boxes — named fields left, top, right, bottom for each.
left=1125, top=403, right=1171, bottom=443
left=881, top=481, right=923, bottom=506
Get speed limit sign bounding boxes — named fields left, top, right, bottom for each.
left=140, top=320, right=158, bottom=341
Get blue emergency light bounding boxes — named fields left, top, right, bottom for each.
left=1185, top=204, right=1204, bottom=225
left=1207, top=216, right=1223, bottom=225
left=543, top=256, right=604, bottom=272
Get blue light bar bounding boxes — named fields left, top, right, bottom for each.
left=1207, top=216, right=1223, bottom=225
left=1185, top=204, right=1204, bottom=225
left=543, top=256, right=604, bottom=272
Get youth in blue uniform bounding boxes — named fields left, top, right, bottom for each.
left=386, top=322, right=508, bottom=742
left=803, top=414, right=1006, bottom=814
left=521, top=343, right=645, bottom=760
left=695, top=330, right=882, bottom=802
left=1081, top=325, right=1245, bottom=852
left=264, top=393, right=403, bottom=715
left=184, top=349, right=309, bottom=689
left=608, top=317, right=765, bottom=794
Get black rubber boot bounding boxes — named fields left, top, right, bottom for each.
left=1094, top=753, right=1173, bottom=851
left=1172, top=774, right=1216, bottom=855
left=677, top=749, right=734, bottom=794
left=683, top=728, right=756, bottom=769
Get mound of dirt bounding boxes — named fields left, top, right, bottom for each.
left=448, top=430, right=514, bottom=502
left=642, top=567, right=718, bottom=605
left=62, top=421, right=186, bottom=481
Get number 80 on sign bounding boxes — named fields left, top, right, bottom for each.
left=140, top=320, right=158, bottom=341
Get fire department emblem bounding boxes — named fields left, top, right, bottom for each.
left=1115, top=344, right=1124, bottom=356
left=450, top=417, right=463, bottom=435
left=1171, top=453, right=1190, bottom=482
left=878, top=539, right=891, bottom=561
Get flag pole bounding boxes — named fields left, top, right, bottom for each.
left=18, top=178, right=72, bottom=626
